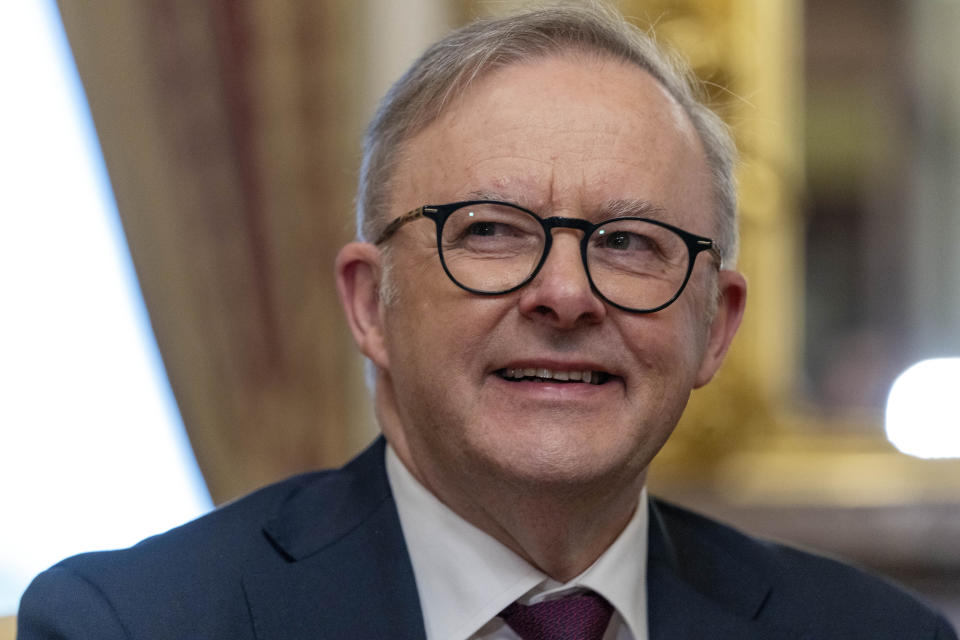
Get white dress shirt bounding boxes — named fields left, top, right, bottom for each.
left=386, top=445, right=649, bottom=640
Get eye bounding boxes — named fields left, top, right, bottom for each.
left=596, top=229, right=656, bottom=252
left=465, top=220, right=513, bottom=237
left=443, top=204, right=544, bottom=253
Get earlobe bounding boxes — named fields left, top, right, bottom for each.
left=334, top=242, right=390, bottom=370
left=694, top=270, right=747, bottom=388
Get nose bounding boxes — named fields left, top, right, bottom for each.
left=517, top=231, right=606, bottom=329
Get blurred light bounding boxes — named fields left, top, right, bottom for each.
left=886, top=358, right=960, bottom=459
left=0, top=1, right=212, bottom=615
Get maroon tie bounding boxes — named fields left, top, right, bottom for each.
left=499, top=591, right=614, bottom=640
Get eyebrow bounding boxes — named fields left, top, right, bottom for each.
left=461, top=191, right=668, bottom=222
left=463, top=189, right=526, bottom=206
left=597, top=198, right=667, bottom=222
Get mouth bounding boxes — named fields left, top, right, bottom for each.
left=495, top=367, right=613, bottom=386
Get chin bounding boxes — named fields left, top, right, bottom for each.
left=465, top=426, right=648, bottom=490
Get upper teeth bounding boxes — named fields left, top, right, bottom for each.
left=503, top=368, right=595, bottom=383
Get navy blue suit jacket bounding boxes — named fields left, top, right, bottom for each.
left=19, top=438, right=958, bottom=639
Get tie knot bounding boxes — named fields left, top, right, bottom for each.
left=500, top=591, right=614, bottom=640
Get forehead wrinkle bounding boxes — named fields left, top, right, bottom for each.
left=458, top=162, right=559, bottom=212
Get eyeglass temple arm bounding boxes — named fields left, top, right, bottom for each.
left=696, top=238, right=723, bottom=269
left=373, top=207, right=428, bottom=245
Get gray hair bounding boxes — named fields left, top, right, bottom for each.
left=356, top=2, right=739, bottom=265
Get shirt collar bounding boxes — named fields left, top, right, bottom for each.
left=385, top=444, right=648, bottom=640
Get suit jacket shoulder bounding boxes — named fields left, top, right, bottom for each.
left=18, top=438, right=425, bottom=640
left=648, top=498, right=958, bottom=640
left=18, top=474, right=298, bottom=639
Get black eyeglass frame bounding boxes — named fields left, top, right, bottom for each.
left=374, top=199, right=722, bottom=314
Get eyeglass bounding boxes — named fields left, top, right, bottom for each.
left=375, top=200, right=721, bottom=313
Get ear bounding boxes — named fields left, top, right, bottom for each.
left=335, top=242, right=390, bottom=370
left=694, top=269, right=747, bottom=388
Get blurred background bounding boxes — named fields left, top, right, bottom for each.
left=1, top=0, right=958, bottom=633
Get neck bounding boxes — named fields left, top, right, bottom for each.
left=439, top=471, right=644, bottom=581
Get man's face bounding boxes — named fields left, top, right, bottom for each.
left=342, top=54, right=744, bottom=502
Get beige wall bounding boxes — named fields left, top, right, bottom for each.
left=0, top=615, right=15, bottom=640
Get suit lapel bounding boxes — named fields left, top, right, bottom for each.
left=646, top=499, right=799, bottom=640
left=242, top=438, right=426, bottom=640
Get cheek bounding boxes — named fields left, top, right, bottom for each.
left=382, top=266, right=493, bottom=389
left=621, top=304, right=710, bottom=384
left=684, top=281, right=718, bottom=354
left=669, top=311, right=712, bottom=379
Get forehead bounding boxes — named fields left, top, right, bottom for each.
left=393, top=54, right=714, bottom=232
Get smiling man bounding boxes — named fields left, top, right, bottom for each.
left=18, top=4, right=958, bottom=640
left=338, top=43, right=745, bottom=590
